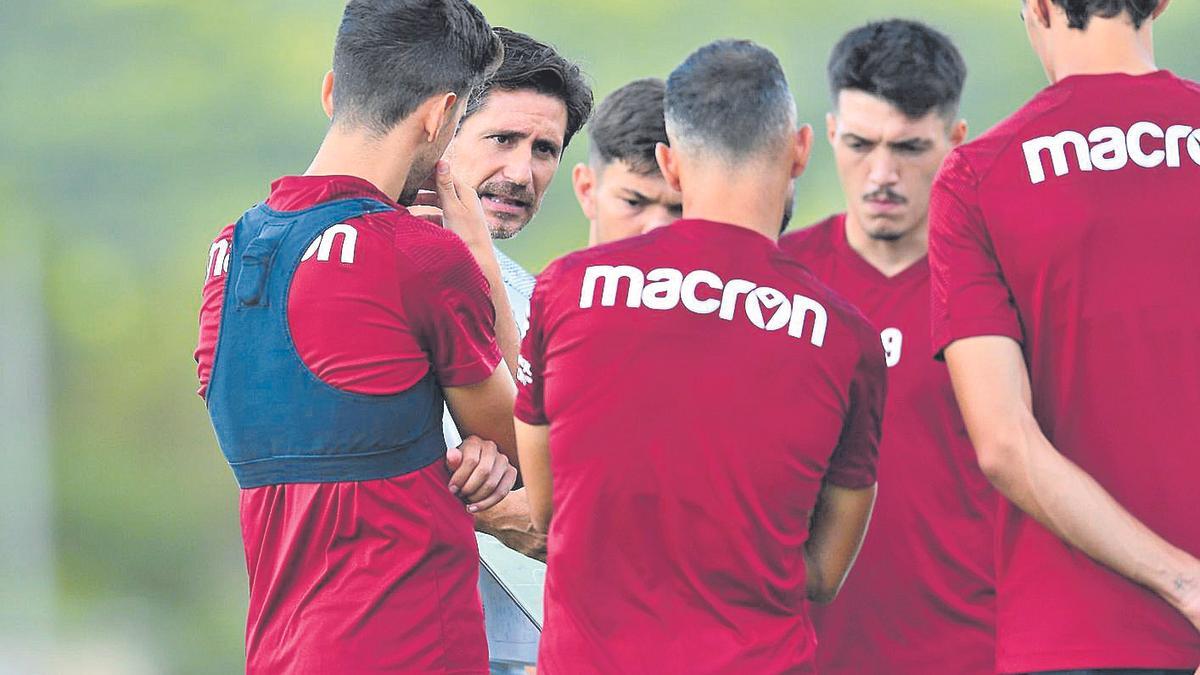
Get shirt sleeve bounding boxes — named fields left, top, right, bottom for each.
left=824, top=325, right=887, bottom=489
left=403, top=229, right=503, bottom=388
left=514, top=260, right=555, bottom=426
left=195, top=225, right=235, bottom=398
left=929, top=149, right=1024, bottom=358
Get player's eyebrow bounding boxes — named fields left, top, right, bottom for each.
left=841, top=132, right=877, bottom=144
left=888, top=137, right=934, bottom=151
left=619, top=189, right=651, bottom=202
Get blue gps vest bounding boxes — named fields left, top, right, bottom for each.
left=206, top=198, right=447, bottom=489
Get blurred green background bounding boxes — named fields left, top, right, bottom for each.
left=2, top=1, right=1196, bottom=672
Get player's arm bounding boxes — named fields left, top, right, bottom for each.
left=443, top=366, right=520, bottom=512
left=433, top=160, right=521, bottom=377
left=806, top=330, right=887, bottom=604
left=945, top=335, right=1200, bottom=631
left=514, top=420, right=553, bottom=533
left=805, top=482, right=877, bottom=604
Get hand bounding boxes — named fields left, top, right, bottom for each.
left=446, top=435, right=517, bottom=513
left=474, top=489, right=547, bottom=562
left=431, top=158, right=491, bottom=250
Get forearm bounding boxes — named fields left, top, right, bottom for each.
left=989, top=425, right=1200, bottom=614
left=803, top=483, right=876, bottom=604
left=470, top=248, right=520, bottom=378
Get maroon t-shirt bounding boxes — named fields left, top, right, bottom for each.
left=930, top=71, right=1200, bottom=673
left=196, top=175, right=502, bottom=674
left=515, top=219, right=887, bottom=674
left=781, top=214, right=996, bottom=674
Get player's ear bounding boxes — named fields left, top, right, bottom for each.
left=1153, top=0, right=1171, bottom=20
left=423, top=92, right=460, bottom=144
left=1031, top=0, right=1055, bottom=28
left=950, top=119, right=968, bottom=147
left=572, top=163, right=598, bottom=220
left=655, top=143, right=682, bottom=192
left=321, top=70, right=336, bottom=120
left=790, top=124, right=814, bottom=179
left=825, top=112, right=838, bottom=147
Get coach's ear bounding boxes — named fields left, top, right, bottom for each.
left=790, top=124, right=814, bottom=179
left=655, top=142, right=682, bottom=192
left=1153, top=0, right=1171, bottom=20
left=321, top=70, right=335, bottom=119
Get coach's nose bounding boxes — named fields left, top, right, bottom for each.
left=500, top=149, right=535, bottom=189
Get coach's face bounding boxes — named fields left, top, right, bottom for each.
left=444, top=89, right=569, bottom=239
left=828, top=89, right=966, bottom=244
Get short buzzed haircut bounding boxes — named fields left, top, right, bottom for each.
left=588, top=78, right=668, bottom=175
left=1051, top=0, right=1159, bottom=29
left=463, top=27, right=593, bottom=151
left=332, top=0, right=502, bottom=134
left=664, top=40, right=796, bottom=163
left=828, top=19, right=966, bottom=120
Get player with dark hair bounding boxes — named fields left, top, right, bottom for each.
left=570, top=77, right=682, bottom=245
left=780, top=19, right=995, bottom=674
left=930, top=1, right=1200, bottom=673
left=194, top=1, right=521, bottom=672
left=514, top=39, right=886, bottom=673
left=415, top=27, right=594, bottom=564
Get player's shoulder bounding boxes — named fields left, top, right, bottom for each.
left=949, top=83, right=1077, bottom=185
left=374, top=209, right=481, bottom=279
left=779, top=214, right=841, bottom=260
left=767, top=245, right=877, bottom=341
left=539, top=227, right=668, bottom=285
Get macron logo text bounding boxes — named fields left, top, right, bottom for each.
left=579, top=265, right=828, bottom=347
left=1023, top=121, right=1200, bottom=184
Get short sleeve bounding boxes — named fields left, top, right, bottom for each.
left=825, top=328, right=887, bottom=489
left=404, top=230, right=503, bottom=388
left=195, top=225, right=235, bottom=398
left=929, top=150, right=1024, bottom=358
left=514, top=260, right=556, bottom=426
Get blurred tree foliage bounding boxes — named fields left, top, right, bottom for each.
left=4, top=0, right=1197, bottom=672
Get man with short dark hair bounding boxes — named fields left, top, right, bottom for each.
left=570, top=78, right=682, bottom=245
left=780, top=19, right=995, bottom=674
left=514, top=40, right=886, bottom=673
left=422, top=27, right=593, bottom=562
left=931, top=1, right=1200, bottom=673
left=194, top=1, right=521, bottom=672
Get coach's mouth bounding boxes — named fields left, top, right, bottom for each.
left=481, top=193, right=531, bottom=216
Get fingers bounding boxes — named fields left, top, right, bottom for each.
left=446, top=437, right=482, bottom=494
left=433, top=159, right=460, bottom=210
left=459, top=442, right=498, bottom=498
left=468, top=465, right=518, bottom=513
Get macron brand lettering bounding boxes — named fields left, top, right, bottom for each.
left=579, top=265, right=828, bottom=347
left=1023, top=121, right=1200, bottom=184
left=302, top=223, right=359, bottom=264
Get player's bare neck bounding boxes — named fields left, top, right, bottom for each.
left=305, top=124, right=414, bottom=202
left=844, top=214, right=927, bottom=278
left=678, top=165, right=788, bottom=242
left=1047, top=20, right=1157, bottom=83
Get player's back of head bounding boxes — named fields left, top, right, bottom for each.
left=462, top=27, right=593, bottom=149
left=664, top=39, right=796, bottom=166
left=588, top=78, right=668, bottom=175
left=828, top=18, right=966, bottom=120
left=331, top=0, right=502, bottom=133
left=1051, top=0, right=1160, bottom=29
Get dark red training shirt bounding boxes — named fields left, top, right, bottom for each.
left=196, top=175, right=502, bottom=674
left=516, top=219, right=887, bottom=674
left=782, top=215, right=995, bottom=675
left=930, top=71, right=1200, bottom=673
